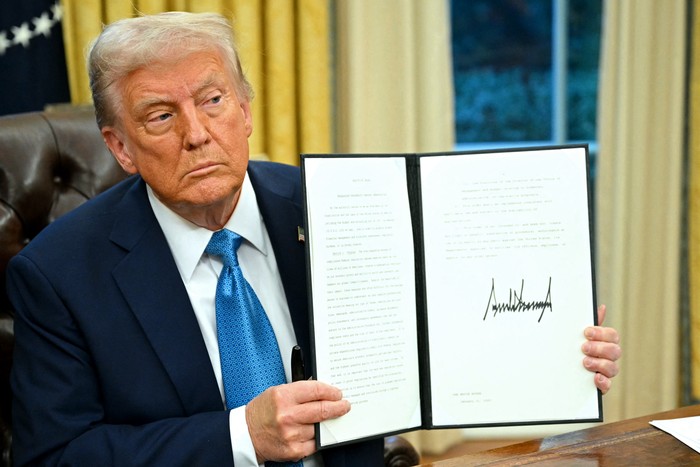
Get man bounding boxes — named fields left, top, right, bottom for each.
left=7, top=11, right=621, bottom=466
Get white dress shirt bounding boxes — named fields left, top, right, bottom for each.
left=147, top=174, right=320, bottom=467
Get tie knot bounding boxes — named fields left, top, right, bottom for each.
left=206, top=229, right=242, bottom=267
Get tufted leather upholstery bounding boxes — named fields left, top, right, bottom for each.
left=0, top=107, right=129, bottom=467
left=0, top=108, right=420, bottom=467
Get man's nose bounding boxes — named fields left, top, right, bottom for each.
left=181, top=106, right=210, bottom=150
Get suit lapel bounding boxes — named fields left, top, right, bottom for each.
left=109, top=178, right=223, bottom=414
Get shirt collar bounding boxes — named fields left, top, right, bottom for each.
left=147, top=173, right=267, bottom=283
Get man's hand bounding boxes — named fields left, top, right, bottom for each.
left=582, top=304, right=622, bottom=394
left=245, top=380, right=350, bottom=463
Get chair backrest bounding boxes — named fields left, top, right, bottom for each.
left=0, top=107, right=128, bottom=467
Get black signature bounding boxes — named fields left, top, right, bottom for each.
left=483, top=277, right=553, bottom=323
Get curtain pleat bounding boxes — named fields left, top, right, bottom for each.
left=334, top=0, right=454, bottom=154
left=61, top=0, right=103, bottom=104
left=297, top=0, right=332, bottom=155
left=229, top=0, right=265, bottom=159
left=264, top=1, right=297, bottom=165
left=688, top=1, right=700, bottom=402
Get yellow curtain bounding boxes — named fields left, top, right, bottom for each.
left=334, top=0, right=454, bottom=154
left=596, top=1, right=685, bottom=421
left=690, top=1, right=700, bottom=402
left=60, top=0, right=331, bottom=165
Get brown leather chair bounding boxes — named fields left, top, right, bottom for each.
left=0, top=108, right=420, bottom=467
left=0, top=107, right=129, bottom=467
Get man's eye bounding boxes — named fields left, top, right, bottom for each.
left=210, top=95, right=222, bottom=105
left=148, top=113, right=172, bottom=123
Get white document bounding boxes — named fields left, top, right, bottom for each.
left=420, top=148, right=599, bottom=426
left=650, top=416, right=700, bottom=453
left=304, top=156, right=422, bottom=447
left=302, top=146, right=601, bottom=448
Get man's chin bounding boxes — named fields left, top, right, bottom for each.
left=172, top=183, right=241, bottom=213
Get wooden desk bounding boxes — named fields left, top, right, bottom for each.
left=422, top=405, right=700, bottom=466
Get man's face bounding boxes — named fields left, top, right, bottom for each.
left=102, top=50, right=253, bottom=218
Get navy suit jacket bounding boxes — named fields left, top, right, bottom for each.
left=8, top=161, right=382, bottom=466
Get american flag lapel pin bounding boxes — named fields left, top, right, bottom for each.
left=297, top=226, right=305, bottom=243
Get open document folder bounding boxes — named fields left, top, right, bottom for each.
left=301, top=145, right=602, bottom=449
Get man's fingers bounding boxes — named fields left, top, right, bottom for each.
left=290, top=380, right=344, bottom=404
left=583, top=355, right=619, bottom=378
left=597, top=304, right=607, bottom=325
left=584, top=325, right=620, bottom=346
left=246, top=382, right=351, bottom=462
left=295, top=398, right=351, bottom=425
left=296, top=439, right=319, bottom=461
left=260, top=381, right=350, bottom=423
left=318, top=398, right=351, bottom=420
left=594, top=373, right=612, bottom=395
left=582, top=340, right=622, bottom=361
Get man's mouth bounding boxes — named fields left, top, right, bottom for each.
left=188, top=162, right=220, bottom=177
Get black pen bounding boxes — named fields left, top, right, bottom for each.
left=291, top=345, right=305, bottom=382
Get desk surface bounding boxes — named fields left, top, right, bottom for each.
left=421, top=405, right=700, bottom=466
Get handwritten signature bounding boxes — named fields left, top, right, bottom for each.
left=483, top=277, right=553, bottom=323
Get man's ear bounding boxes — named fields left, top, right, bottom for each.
left=241, top=100, right=253, bottom=137
left=102, top=127, right=138, bottom=174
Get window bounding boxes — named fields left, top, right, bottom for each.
left=451, top=0, right=602, bottom=149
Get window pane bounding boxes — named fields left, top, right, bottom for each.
left=451, top=0, right=553, bottom=143
left=567, top=0, right=602, bottom=142
left=451, top=0, right=602, bottom=145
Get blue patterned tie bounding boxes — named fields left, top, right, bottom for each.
left=207, top=230, right=302, bottom=466
left=207, top=228, right=286, bottom=407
